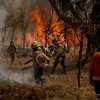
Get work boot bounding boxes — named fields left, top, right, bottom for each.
left=40, top=76, right=45, bottom=85
left=36, top=77, right=45, bottom=85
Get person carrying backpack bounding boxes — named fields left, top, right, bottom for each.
left=31, top=42, right=50, bottom=85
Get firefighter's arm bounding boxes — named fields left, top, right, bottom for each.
left=40, top=53, right=50, bottom=65
left=50, top=50, right=56, bottom=57
left=43, top=54, right=50, bottom=64
left=36, top=53, right=50, bottom=66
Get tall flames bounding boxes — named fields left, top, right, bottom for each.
left=15, top=5, right=65, bottom=46
left=15, top=5, right=82, bottom=47
left=30, top=6, right=45, bottom=44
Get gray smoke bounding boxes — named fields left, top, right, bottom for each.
left=0, top=6, right=8, bottom=29
left=0, top=0, right=49, bottom=84
left=0, top=0, right=49, bottom=41
left=0, top=0, right=49, bottom=31
left=0, top=65, right=34, bottom=84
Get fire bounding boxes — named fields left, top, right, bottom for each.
left=15, top=33, right=23, bottom=45
left=29, top=5, right=65, bottom=44
left=50, top=12, right=64, bottom=42
left=15, top=4, right=84, bottom=47
left=25, top=32, right=37, bottom=43
left=30, top=6, right=45, bottom=44
left=66, top=28, right=80, bottom=46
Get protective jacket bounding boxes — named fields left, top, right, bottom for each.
left=89, top=52, right=100, bottom=80
left=8, top=45, right=16, bottom=55
left=55, top=43, right=65, bottom=57
left=32, top=51, right=50, bottom=67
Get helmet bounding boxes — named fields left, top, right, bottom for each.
left=10, top=41, right=14, bottom=45
left=31, top=42, right=39, bottom=49
left=31, top=42, right=42, bottom=51
left=10, top=41, right=13, bottom=44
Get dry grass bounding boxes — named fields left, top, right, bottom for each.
left=0, top=53, right=99, bottom=100
left=0, top=73, right=97, bottom=100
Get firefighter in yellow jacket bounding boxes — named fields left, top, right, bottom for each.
left=31, top=42, right=50, bottom=85
left=50, top=40, right=67, bottom=75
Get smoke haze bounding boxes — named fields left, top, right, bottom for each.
left=0, top=0, right=49, bottom=45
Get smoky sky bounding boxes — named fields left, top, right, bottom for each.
left=0, top=0, right=50, bottom=28
left=0, top=0, right=50, bottom=42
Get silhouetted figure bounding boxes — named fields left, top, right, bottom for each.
left=7, top=41, right=16, bottom=63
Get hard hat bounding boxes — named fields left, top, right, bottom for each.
left=10, top=41, right=14, bottom=45
left=31, top=42, right=39, bottom=48
left=31, top=42, right=42, bottom=51
left=10, top=41, right=13, bottom=43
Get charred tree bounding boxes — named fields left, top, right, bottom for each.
left=90, top=0, right=100, bottom=50
left=48, top=0, right=97, bottom=87
left=20, top=9, right=30, bottom=49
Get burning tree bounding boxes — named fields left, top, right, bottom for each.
left=48, top=0, right=98, bottom=87
left=29, top=5, right=65, bottom=46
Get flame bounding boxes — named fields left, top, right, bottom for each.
left=66, top=28, right=81, bottom=46
left=30, top=6, right=45, bottom=44
left=15, top=33, right=23, bottom=45
left=15, top=5, right=84, bottom=47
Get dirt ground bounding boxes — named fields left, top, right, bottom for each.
left=0, top=53, right=99, bottom=100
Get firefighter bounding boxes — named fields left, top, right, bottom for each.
left=7, top=41, right=16, bottom=63
left=50, top=39, right=67, bottom=75
left=89, top=48, right=100, bottom=98
left=31, top=42, right=50, bottom=85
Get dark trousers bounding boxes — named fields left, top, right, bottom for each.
left=94, top=80, right=100, bottom=95
left=34, top=66, right=43, bottom=80
left=51, top=55, right=66, bottom=74
left=9, top=53, right=15, bottom=62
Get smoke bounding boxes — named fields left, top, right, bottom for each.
left=0, top=0, right=49, bottom=30
left=0, top=6, right=8, bottom=46
left=12, top=0, right=49, bottom=13
left=0, top=6, right=8, bottom=29
left=0, top=0, right=49, bottom=27
left=0, top=65, right=34, bottom=84
left=0, top=0, right=50, bottom=84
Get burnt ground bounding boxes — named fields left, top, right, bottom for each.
left=0, top=53, right=99, bottom=100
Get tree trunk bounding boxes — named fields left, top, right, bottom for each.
left=77, top=32, right=83, bottom=87
left=1, top=26, right=6, bottom=56
left=11, top=26, right=15, bottom=42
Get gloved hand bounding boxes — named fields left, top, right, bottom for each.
left=89, top=76, right=93, bottom=85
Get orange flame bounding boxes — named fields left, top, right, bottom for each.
left=30, top=6, right=45, bottom=44
left=15, top=5, right=83, bottom=47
